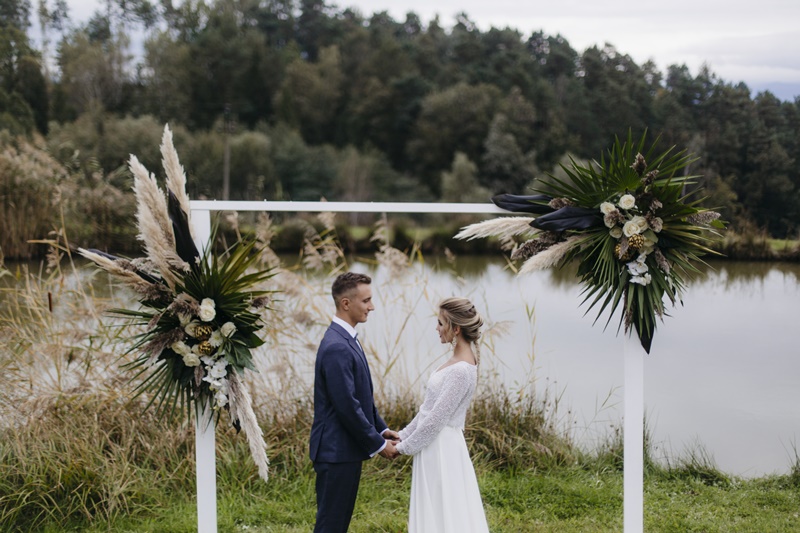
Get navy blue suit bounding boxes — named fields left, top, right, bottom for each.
left=310, top=322, right=387, bottom=532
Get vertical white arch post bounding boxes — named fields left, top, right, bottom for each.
left=192, top=208, right=217, bottom=533
left=187, top=200, right=644, bottom=532
left=624, top=334, right=645, bottom=532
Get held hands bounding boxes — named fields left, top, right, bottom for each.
left=379, top=438, right=401, bottom=460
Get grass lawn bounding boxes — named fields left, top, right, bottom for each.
left=48, top=460, right=800, bottom=533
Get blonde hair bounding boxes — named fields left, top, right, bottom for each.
left=439, top=297, right=483, bottom=365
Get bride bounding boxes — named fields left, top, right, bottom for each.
left=394, top=297, right=490, bottom=532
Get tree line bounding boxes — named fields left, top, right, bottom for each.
left=2, top=0, right=799, bottom=242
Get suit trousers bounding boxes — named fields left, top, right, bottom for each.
left=313, top=460, right=363, bottom=532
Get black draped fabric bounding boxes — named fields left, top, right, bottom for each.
left=491, top=194, right=554, bottom=214
left=167, top=189, right=200, bottom=267
left=530, top=206, right=603, bottom=232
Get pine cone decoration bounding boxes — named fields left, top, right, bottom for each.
left=615, top=243, right=634, bottom=261
left=195, top=324, right=214, bottom=341
left=196, top=341, right=215, bottom=355
left=628, top=234, right=646, bottom=250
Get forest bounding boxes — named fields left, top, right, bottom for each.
left=2, top=0, right=799, bottom=260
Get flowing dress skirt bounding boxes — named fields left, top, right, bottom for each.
left=408, top=426, right=490, bottom=532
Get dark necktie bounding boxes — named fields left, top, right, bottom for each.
left=354, top=333, right=365, bottom=356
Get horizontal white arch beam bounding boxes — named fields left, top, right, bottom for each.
left=189, top=200, right=508, bottom=215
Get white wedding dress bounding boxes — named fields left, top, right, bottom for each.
left=396, top=361, right=490, bottom=533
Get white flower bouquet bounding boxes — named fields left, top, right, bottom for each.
left=79, top=125, right=273, bottom=480
left=456, top=133, right=725, bottom=353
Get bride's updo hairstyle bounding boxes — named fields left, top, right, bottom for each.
left=439, top=297, right=483, bottom=365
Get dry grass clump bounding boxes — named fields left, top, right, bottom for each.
left=0, top=135, right=68, bottom=260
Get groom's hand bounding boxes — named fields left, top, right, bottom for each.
left=379, top=439, right=399, bottom=460
left=383, top=429, right=401, bottom=441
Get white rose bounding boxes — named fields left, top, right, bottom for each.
left=600, top=202, right=616, bottom=215
left=618, top=194, right=636, bottom=210
left=220, top=322, right=236, bottom=338
left=609, top=227, right=623, bottom=239
left=623, top=220, right=640, bottom=237
left=178, top=312, right=192, bottom=326
left=184, top=321, right=201, bottom=338
left=631, top=215, right=648, bottom=233
left=199, top=298, right=216, bottom=322
left=171, top=340, right=191, bottom=356
left=182, top=353, right=201, bottom=367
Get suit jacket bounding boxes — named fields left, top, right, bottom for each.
left=309, top=322, right=388, bottom=463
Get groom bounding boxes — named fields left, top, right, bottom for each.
left=309, top=272, right=399, bottom=532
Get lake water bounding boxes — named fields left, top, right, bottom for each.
left=334, top=256, right=800, bottom=478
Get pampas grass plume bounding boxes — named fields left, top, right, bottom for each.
left=455, top=217, right=537, bottom=241
left=160, top=125, right=194, bottom=240
left=228, top=372, right=270, bottom=481
left=130, top=155, right=184, bottom=289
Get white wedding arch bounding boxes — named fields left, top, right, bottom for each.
left=190, top=200, right=646, bottom=533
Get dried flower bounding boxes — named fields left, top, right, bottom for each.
left=548, top=197, right=575, bottom=210
left=511, top=239, right=551, bottom=261
left=643, top=169, right=659, bottom=186
left=687, top=211, right=721, bottom=225
left=654, top=249, right=670, bottom=275
left=646, top=214, right=663, bottom=233
left=631, top=153, right=647, bottom=175
left=251, top=296, right=272, bottom=309
left=519, top=236, right=581, bottom=274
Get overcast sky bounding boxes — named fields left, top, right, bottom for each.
left=59, top=0, right=800, bottom=100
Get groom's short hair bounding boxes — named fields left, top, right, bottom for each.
left=332, top=272, right=371, bottom=308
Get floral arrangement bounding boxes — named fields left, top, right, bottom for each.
left=456, top=133, right=724, bottom=353
left=79, top=125, right=274, bottom=481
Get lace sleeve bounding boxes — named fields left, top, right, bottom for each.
left=395, top=365, right=473, bottom=456
left=398, top=412, right=420, bottom=442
